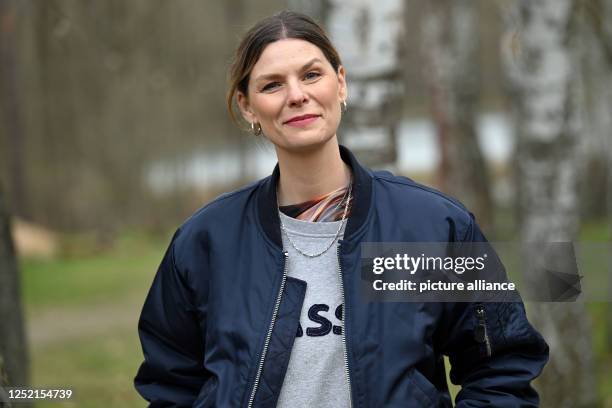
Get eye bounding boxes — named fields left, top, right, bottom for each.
left=304, top=71, right=321, bottom=80
left=262, top=82, right=281, bottom=92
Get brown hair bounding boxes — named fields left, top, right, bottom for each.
left=226, top=10, right=342, bottom=125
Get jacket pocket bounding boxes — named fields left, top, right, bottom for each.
left=408, top=368, right=448, bottom=407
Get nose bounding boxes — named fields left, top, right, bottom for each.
left=286, top=79, right=308, bottom=107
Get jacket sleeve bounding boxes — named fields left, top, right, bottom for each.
left=439, top=214, right=549, bottom=407
left=134, top=228, right=211, bottom=407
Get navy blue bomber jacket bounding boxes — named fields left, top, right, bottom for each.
left=135, top=145, right=549, bottom=407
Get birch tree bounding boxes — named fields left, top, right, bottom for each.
left=501, top=0, right=598, bottom=405
left=421, top=0, right=493, bottom=229
left=324, top=0, right=404, bottom=169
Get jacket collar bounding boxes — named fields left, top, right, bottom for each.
left=256, top=144, right=373, bottom=249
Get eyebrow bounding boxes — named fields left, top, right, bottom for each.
left=254, top=58, right=324, bottom=82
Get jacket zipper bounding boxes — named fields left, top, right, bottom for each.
left=337, top=242, right=354, bottom=408
left=247, top=251, right=289, bottom=408
left=475, top=304, right=492, bottom=357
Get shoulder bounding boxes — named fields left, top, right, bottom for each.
left=372, top=170, right=468, bottom=212
left=370, top=170, right=475, bottom=240
left=187, top=177, right=263, bottom=225
left=171, top=177, right=266, bottom=253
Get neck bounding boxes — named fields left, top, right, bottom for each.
left=276, top=137, right=351, bottom=206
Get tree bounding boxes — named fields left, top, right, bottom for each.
left=421, top=0, right=493, bottom=230
left=318, top=0, right=404, bottom=169
left=502, top=0, right=598, bottom=405
left=579, top=0, right=612, bottom=221
left=0, top=183, right=29, bottom=391
left=0, top=357, right=12, bottom=406
left=0, top=0, right=28, bottom=219
left=0, top=0, right=29, bottom=394
left=582, top=0, right=612, bottom=353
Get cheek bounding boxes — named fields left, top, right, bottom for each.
left=322, top=88, right=341, bottom=117
left=328, top=105, right=342, bottom=129
left=318, top=81, right=341, bottom=110
left=252, top=95, right=284, bottom=120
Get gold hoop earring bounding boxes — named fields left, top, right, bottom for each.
left=250, top=122, right=262, bottom=136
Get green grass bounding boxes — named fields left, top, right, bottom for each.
left=19, top=231, right=169, bottom=407
left=21, top=233, right=167, bottom=310
left=31, top=328, right=143, bottom=408
left=581, top=219, right=611, bottom=241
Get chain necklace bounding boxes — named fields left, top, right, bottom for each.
left=278, top=179, right=352, bottom=258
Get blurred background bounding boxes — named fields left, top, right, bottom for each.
left=0, top=0, right=610, bottom=406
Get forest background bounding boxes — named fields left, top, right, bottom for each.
left=0, top=0, right=611, bottom=407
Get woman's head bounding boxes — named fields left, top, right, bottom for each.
left=227, top=11, right=347, bottom=154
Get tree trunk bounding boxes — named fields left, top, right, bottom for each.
left=579, top=0, right=612, bottom=220
left=0, top=0, right=29, bottom=393
left=0, top=0, right=28, bottom=219
left=323, top=0, right=403, bottom=169
left=502, top=0, right=598, bottom=406
left=583, top=0, right=612, bottom=353
left=0, top=183, right=29, bottom=390
left=0, top=353, right=12, bottom=406
left=421, top=0, right=493, bottom=230
left=224, top=0, right=249, bottom=184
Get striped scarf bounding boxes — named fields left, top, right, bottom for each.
left=278, top=183, right=353, bottom=222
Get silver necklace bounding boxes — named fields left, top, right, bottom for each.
left=278, top=180, right=352, bottom=258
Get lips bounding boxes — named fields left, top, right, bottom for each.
left=284, top=114, right=320, bottom=124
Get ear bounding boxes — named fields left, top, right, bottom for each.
left=337, top=65, right=348, bottom=103
left=236, top=91, right=257, bottom=124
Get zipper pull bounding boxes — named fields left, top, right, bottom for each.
left=474, top=304, right=492, bottom=357
left=474, top=306, right=487, bottom=343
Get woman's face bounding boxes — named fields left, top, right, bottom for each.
left=237, top=38, right=347, bottom=154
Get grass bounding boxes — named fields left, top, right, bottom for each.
left=30, top=328, right=143, bottom=408
left=579, top=218, right=612, bottom=405
left=20, top=231, right=170, bottom=407
left=20, top=232, right=167, bottom=311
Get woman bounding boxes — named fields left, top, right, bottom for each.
left=135, top=11, right=548, bottom=407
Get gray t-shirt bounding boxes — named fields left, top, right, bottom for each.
left=276, top=211, right=351, bottom=408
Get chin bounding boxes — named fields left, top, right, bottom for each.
left=274, top=130, right=335, bottom=154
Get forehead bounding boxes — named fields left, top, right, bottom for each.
left=251, top=38, right=329, bottom=78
